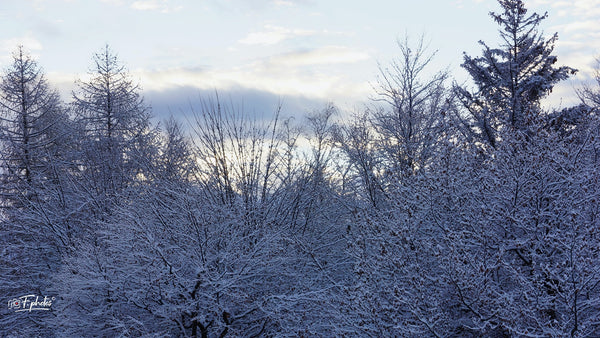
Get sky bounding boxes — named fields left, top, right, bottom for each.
left=0, top=0, right=599, bottom=120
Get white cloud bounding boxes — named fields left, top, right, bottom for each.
left=523, top=0, right=600, bottom=102
left=546, top=11, right=600, bottom=82
left=529, top=0, right=600, bottom=19
left=239, top=25, right=316, bottom=45
left=0, top=36, right=44, bottom=65
left=453, top=0, right=484, bottom=8
left=100, top=0, right=182, bottom=12
left=131, top=1, right=159, bottom=10
left=553, top=20, right=598, bottom=34
left=273, top=0, right=294, bottom=6
left=268, top=46, right=370, bottom=67
left=0, top=36, right=43, bottom=52
left=46, top=71, right=79, bottom=101
left=99, top=0, right=125, bottom=5
left=130, top=0, right=182, bottom=13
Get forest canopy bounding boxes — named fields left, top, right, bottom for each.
left=2, top=1, right=600, bottom=337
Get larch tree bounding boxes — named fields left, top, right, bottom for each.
left=0, top=46, right=65, bottom=204
left=72, top=45, right=154, bottom=210
left=154, top=115, right=195, bottom=183
left=0, top=46, right=71, bottom=337
left=49, top=46, right=159, bottom=336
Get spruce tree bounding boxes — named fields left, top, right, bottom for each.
left=455, top=0, right=576, bottom=148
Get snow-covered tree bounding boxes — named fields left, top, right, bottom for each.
left=52, top=181, right=281, bottom=336
left=154, top=115, right=195, bottom=183
left=0, top=46, right=65, bottom=203
left=454, top=0, right=576, bottom=148
left=72, top=45, right=155, bottom=209
left=373, top=35, right=451, bottom=176
left=347, top=112, right=600, bottom=336
left=332, top=111, right=386, bottom=209
left=47, top=46, right=161, bottom=336
left=189, top=96, right=286, bottom=224
left=334, top=37, right=453, bottom=212
left=578, top=59, right=600, bottom=114
left=0, top=46, right=73, bottom=337
left=344, top=139, right=476, bottom=336
left=443, top=118, right=600, bottom=336
left=3, top=1, right=598, bottom=334
left=52, top=98, right=353, bottom=336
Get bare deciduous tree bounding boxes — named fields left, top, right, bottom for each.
left=373, top=35, right=451, bottom=177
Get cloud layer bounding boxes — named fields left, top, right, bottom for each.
left=239, top=25, right=316, bottom=45
left=135, top=46, right=371, bottom=103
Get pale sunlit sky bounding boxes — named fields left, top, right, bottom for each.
left=1, top=0, right=599, bottom=118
